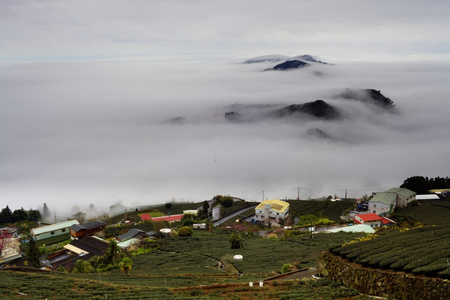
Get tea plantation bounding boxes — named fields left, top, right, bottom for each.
left=330, top=224, right=450, bottom=278
left=1, top=230, right=365, bottom=299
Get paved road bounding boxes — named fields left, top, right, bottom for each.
left=213, top=205, right=257, bottom=227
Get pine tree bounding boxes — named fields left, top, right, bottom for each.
left=26, top=239, right=41, bottom=268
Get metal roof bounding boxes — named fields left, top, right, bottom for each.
left=31, top=220, right=80, bottom=236
left=116, top=228, right=146, bottom=242
left=384, top=188, right=416, bottom=198
left=255, top=199, right=290, bottom=213
left=68, top=236, right=108, bottom=256
left=117, top=238, right=140, bottom=249
left=369, top=192, right=397, bottom=206
left=70, top=220, right=106, bottom=232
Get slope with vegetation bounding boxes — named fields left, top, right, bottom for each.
left=330, top=224, right=450, bottom=278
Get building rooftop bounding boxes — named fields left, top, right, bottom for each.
left=369, top=192, right=397, bottom=206
left=116, top=228, right=147, bottom=242
left=67, top=236, right=108, bottom=256
left=255, top=199, right=289, bottom=213
left=385, top=187, right=416, bottom=198
left=70, top=220, right=106, bottom=232
left=356, top=213, right=383, bottom=222
left=31, top=220, right=80, bottom=236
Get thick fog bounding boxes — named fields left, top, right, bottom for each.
left=1, top=57, right=449, bottom=213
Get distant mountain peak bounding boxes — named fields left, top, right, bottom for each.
left=337, top=89, right=395, bottom=109
left=268, top=60, right=310, bottom=71
left=274, top=100, right=341, bottom=120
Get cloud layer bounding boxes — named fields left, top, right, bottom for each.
left=1, top=57, right=449, bottom=212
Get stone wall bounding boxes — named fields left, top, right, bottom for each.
left=319, top=251, right=450, bottom=300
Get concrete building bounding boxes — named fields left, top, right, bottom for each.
left=254, top=199, right=289, bottom=225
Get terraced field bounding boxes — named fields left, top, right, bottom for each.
left=330, top=224, right=450, bottom=278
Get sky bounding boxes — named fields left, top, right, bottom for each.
left=1, top=1, right=450, bottom=215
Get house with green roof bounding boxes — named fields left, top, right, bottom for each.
left=368, top=188, right=416, bottom=216
left=255, top=199, right=289, bottom=225
left=31, top=220, right=80, bottom=244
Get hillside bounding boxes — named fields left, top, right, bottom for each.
left=330, top=224, right=450, bottom=278
left=395, top=201, right=450, bottom=226
left=288, top=200, right=355, bottom=222
left=1, top=230, right=364, bottom=299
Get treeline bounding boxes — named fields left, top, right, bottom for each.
left=0, top=205, right=41, bottom=224
left=400, top=176, right=450, bottom=194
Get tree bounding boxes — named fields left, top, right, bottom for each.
left=0, top=206, right=13, bottom=223
left=73, top=211, right=86, bottom=224
left=105, top=239, right=121, bottom=265
left=73, top=259, right=94, bottom=273
left=221, top=196, right=234, bottom=207
left=229, top=232, right=243, bottom=249
left=12, top=208, right=28, bottom=222
left=119, top=257, right=133, bottom=275
left=26, top=239, right=41, bottom=268
left=27, top=209, right=41, bottom=222
left=178, top=226, right=194, bottom=237
left=41, top=203, right=51, bottom=222
left=202, top=200, right=209, bottom=215
left=165, top=202, right=172, bottom=209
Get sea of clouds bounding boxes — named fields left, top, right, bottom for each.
left=1, top=56, right=449, bottom=214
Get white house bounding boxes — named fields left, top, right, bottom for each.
left=368, top=188, right=416, bottom=216
left=254, top=199, right=290, bottom=224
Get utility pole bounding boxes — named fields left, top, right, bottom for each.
left=345, top=189, right=347, bottom=200
left=262, top=190, right=264, bottom=201
left=297, top=187, right=300, bottom=200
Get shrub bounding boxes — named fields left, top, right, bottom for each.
left=229, top=232, right=243, bottom=249
left=178, top=226, right=194, bottom=237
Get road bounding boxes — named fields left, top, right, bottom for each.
left=213, top=205, right=257, bottom=227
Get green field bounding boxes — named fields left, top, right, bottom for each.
left=330, top=224, right=450, bottom=278
left=1, top=229, right=365, bottom=299
left=288, top=200, right=355, bottom=222
left=396, top=201, right=450, bottom=226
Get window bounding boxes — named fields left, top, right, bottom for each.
left=62, top=228, right=66, bottom=232
left=51, top=231, right=55, bottom=235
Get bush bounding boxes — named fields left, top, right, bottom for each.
left=182, top=219, right=195, bottom=227
left=282, top=264, right=290, bottom=273
left=229, top=232, right=243, bottom=249
left=178, top=226, right=194, bottom=237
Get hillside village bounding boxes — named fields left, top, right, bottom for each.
left=1, top=178, right=450, bottom=299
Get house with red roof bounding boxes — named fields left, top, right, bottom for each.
left=140, top=214, right=183, bottom=223
left=353, top=213, right=395, bottom=228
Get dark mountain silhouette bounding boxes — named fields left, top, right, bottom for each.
left=269, top=60, right=310, bottom=70
left=337, top=89, right=395, bottom=109
left=274, top=100, right=340, bottom=120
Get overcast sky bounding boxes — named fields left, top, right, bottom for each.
left=1, top=1, right=450, bottom=215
